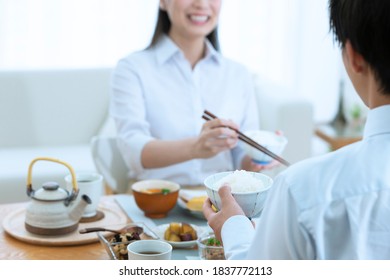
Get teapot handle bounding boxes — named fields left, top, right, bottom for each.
left=26, top=157, right=79, bottom=203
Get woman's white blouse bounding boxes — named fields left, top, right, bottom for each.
left=110, top=35, right=259, bottom=185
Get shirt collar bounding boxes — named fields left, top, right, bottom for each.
left=204, top=38, right=222, bottom=64
left=154, top=35, right=181, bottom=65
left=363, top=104, right=390, bottom=138
left=154, top=34, right=221, bottom=65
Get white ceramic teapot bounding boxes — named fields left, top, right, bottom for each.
left=25, top=157, right=91, bottom=235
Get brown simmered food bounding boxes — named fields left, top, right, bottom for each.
left=164, top=222, right=197, bottom=242
left=108, top=230, right=141, bottom=260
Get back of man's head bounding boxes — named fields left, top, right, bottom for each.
left=329, top=0, right=390, bottom=94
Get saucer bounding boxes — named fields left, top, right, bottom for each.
left=2, top=206, right=127, bottom=246
left=79, top=210, right=105, bottom=223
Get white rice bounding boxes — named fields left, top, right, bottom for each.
left=213, top=170, right=265, bottom=192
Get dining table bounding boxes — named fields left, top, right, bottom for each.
left=0, top=196, right=121, bottom=260
left=0, top=193, right=208, bottom=260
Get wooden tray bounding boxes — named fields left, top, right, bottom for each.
left=2, top=206, right=127, bottom=246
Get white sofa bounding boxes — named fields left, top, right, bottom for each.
left=0, top=68, right=113, bottom=203
left=0, top=69, right=313, bottom=203
left=253, top=76, right=314, bottom=166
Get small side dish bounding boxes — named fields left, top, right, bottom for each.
left=186, top=196, right=207, bottom=211
left=178, top=190, right=208, bottom=219
left=197, top=233, right=225, bottom=260
left=154, top=223, right=203, bottom=248
left=98, top=223, right=159, bottom=260
left=107, top=230, right=141, bottom=260
left=164, top=222, right=197, bottom=242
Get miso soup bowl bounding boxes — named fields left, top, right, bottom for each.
left=131, top=180, right=180, bottom=219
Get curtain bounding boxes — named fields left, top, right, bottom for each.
left=219, top=0, right=342, bottom=123
left=0, top=0, right=158, bottom=69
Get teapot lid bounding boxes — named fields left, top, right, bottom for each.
left=33, top=182, right=68, bottom=201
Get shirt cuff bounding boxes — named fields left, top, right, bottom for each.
left=117, top=134, right=155, bottom=177
left=221, top=215, right=255, bottom=260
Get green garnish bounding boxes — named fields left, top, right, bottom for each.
left=161, top=188, right=171, bottom=195
left=206, top=237, right=221, bottom=246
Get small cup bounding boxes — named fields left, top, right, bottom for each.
left=65, top=172, right=103, bottom=218
left=197, top=232, right=225, bottom=260
left=127, top=240, right=172, bottom=260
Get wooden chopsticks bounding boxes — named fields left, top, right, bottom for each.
left=202, top=110, right=291, bottom=167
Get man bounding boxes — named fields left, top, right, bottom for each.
left=203, top=0, right=390, bottom=259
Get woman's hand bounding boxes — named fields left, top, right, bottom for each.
left=241, top=130, right=284, bottom=172
left=192, top=118, right=239, bottom=159
left=241, top=156, right=281, bottom=172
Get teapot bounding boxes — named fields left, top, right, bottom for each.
left=24, top=157, right=91, bottom=236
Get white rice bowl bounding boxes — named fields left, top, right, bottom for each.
left=213, top=170, right=267, bottom=193
left=204, top=171, right=273, bottom=218
left=242, top=130, right=287, bottom=164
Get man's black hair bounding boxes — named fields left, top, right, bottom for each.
left=329, top=0, right=390, bottom=94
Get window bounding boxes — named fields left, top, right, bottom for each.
left=0, top=0, right=345, bottom=123
left=219, top=0, right=342, bottom=123
left=0, top=0, right=158, bottom=69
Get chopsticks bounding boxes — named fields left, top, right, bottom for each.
left=202, top=110, right=291, bottom=167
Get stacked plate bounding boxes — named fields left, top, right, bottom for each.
left=177, top=190, right=207, bottom=220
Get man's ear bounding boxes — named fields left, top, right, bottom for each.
left=159, top=0, right=167, bottom=10
left=344, top=40, right=367, bottom=74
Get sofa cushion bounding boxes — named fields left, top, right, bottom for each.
left=0, top=68, right=111, bottom=147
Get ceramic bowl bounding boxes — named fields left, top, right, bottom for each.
left=197, top=232, right=225, bottom=260
left=242, top=130, right=287, bottom=165
left=97, top=222, right=159, bottom=260
left=204, top=171, right=273, bottom=218
left=131, top=179, right=180, bottom=218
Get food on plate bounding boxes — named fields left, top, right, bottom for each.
left=186, top=196, right=207, bottom=211
left=164, top=222, right=181, bottom=242
left=108, top=231, right=141, bottom=260
left=213, top=170, right=266, bottom=192
left=141, top=188, right=171, bottom=194
left=163, top=222, right=197, bottom=242
left=198, top=236, right=225, bottom=260
left=205, top=237, right=222, bottom=247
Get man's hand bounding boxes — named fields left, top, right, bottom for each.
left=203, top=184, right=246, bottom=242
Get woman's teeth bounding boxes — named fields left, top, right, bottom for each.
left=190, top=15, right=208, bottom=23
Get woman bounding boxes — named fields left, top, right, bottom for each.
left=110, top=0, right=268, bottom=186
